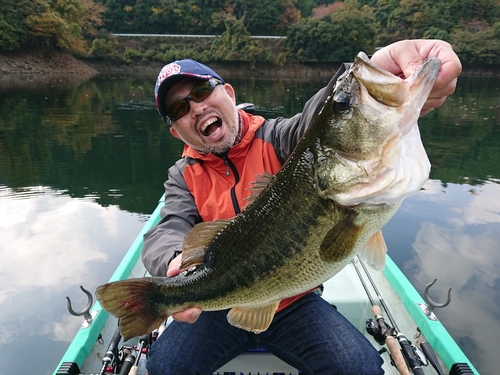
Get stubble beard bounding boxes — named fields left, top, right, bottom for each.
left=190, top=107, right=240, bottom=155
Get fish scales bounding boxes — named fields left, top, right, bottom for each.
left=156, top=155, right=344, bottom=307
left=96, top=52, right=441, bottom=339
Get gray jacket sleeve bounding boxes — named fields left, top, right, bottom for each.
left=265, top=63, right=349, bottom=164
left=142, top=159, right=201, bottom=276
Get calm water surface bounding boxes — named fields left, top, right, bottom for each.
left=0, top=71, right=499, bottom=375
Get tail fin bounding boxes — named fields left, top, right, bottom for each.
left=96, top=278, right=168, bottom=340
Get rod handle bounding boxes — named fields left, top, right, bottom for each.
left=398, top=335, right=425, bottom=375
left=421, top=340, right=445, bottom=375
left=386, top=336, right=410, bottom=375
left=102, top=327, right=122, bottom=364
left=128, top=365, right=138, bottom=375
left=372, top=304, right=383, bottom=317
left=118, top=354, right=135, bottom=375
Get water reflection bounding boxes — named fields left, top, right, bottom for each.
left=417, top=76, right=500, bottom=187
left=384, top=178, right=500, bottom=374
left=0, top=74, right=185, bottom=213
left=0, top=186, right=146, bottom=375
left=0, top=72, right=499, bottom=375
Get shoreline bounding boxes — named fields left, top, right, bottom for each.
left=0, top=50, right=339, bottom=80
left=1, top=50, right=498, bottom=78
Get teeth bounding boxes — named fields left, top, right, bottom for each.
left=201, top=117, right=218, bottom=132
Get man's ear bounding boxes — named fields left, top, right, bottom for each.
left=223, top=83, right=236, bottom=103
left=170, top=127, right=181, bottom=139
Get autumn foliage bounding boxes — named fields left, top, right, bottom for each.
left=1, top=0, right=499, bottom=66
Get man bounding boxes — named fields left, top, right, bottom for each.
left=142, top=39, right=462, bottom=374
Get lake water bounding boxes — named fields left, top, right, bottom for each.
left=0, top=70, right=499, bottom=375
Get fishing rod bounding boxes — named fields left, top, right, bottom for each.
left=129, top=334, right=150, bottom=375
left=355, top=255, right=426, bottom=375
left=117, top=346, right=136, bottom=375
left=419, top=334, right=472, bottom=375
left=98, top=327, right=122, bottom=375
left=352, top=258, right=410, bottom=375
left=420, top=340, right=444, bottom=375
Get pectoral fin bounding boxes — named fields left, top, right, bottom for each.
left=227, top=301, right=280, bottom=334
left=180, top=220, right=231, bottom=270
left=359, top=230, right=387, bottom=271
left=320, top=212, right=363, bottom=262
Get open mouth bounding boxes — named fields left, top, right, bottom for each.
left=201, top=117, right=223, bottom=137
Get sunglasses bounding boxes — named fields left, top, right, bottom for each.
left=164, top=79, right=223, bottom=125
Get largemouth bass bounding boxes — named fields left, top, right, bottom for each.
left=96, top=52, right=441, bottom=340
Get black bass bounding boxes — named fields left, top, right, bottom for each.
left=96, top=52, right=441, bottom=340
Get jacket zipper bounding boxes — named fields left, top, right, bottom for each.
left=221, top=154, right=241, bottom=215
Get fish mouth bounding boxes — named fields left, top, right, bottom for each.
left=351, top=52, right=441, bottom=109
left=351, top=53, right=408, bottom=107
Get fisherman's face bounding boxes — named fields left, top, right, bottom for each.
left=166, top=78, right=240, bottom=155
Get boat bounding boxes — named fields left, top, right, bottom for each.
left=54, top=195, right=479, bottom=375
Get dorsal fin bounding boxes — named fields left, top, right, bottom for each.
left=359, top=230, right=387, bottom=271
left=245, top=171, right=275, bottom=203
left=180, top=220, right=230, bottom=270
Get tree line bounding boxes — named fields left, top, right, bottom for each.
left=1, top=0, right=499, bottom=67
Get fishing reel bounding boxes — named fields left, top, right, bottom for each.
left=366, top=319, right=391, bottom=346
left=367, top=319, right=429, bottom=372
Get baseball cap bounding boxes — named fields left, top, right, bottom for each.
left=155, top=59, right=225, bottom=122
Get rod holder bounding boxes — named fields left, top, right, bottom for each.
left=66, top=285, right=94, bottom=324
left=418, top=279, right=452, bottom=320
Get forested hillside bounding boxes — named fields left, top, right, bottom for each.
left=1, top=0, right=499, bottom=67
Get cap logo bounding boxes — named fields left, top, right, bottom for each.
left=158, top=62, right=181, bottom=83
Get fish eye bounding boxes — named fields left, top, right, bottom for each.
left=333, top=93, right=350, bottom=113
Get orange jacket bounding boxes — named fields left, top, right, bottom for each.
left=181, top=111, right=281, bottom=221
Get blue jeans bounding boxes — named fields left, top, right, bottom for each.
left=147, top=292, right=384, bottom=375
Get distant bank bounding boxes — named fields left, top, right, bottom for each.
left=0, top=49, right=338, bottom=80
left=1, top=48, right=497, bottom=78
